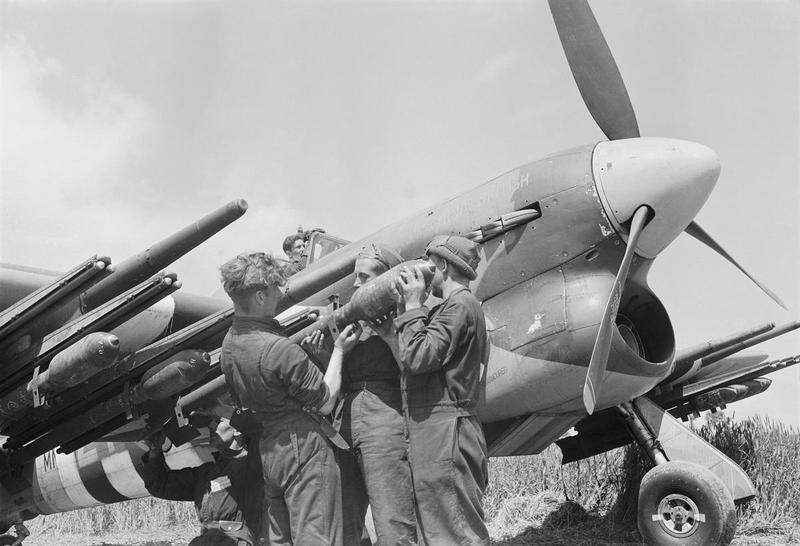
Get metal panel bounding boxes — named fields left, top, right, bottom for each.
left=635, top=397, right=756, bottom=502
left=482, top=268, right=566, bottom=351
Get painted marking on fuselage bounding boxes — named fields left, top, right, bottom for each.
left=486, top=366, right=507, bottom=385
left=77, top=444, right=129, bottom=504
left=42, top=449, right=57, bottom=473
left=22, top=441, right=216, bottom=517
left=516, top=171, right=531, bottom=190
left=526, top=313, right=546, bottom=334
left=58, top=450, right=103, bottom=509
left=35, top=449, right=74, bottom=513
left=100, top=442, right=149, bottom=500
left=36, top=449, right=94, bottom=512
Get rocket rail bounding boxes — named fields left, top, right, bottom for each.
left=0, top=332, right=120, bottom=425
left=0, top=256, right=111, bottom=340
left=700, top=320, right=800, bottom=367
left=81, top=200, right=247, bottom=311
left=0, top=273, right=180, bottom=396
left=3, top=308, right=233, bottom=444
left=12, top=350, right=210, bottom=462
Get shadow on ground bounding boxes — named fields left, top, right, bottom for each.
left=490, top=497, right=642, bottom=545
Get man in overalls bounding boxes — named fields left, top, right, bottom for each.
left=218, top=252, right=359, bottom=545
left=339, top=244, right=417, bottom=545
left=390, top=235, right=490, bottom=545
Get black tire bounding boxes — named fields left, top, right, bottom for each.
left=637, top=460, right=736, bottom=546
left=0, top=535, right=16, bottom=546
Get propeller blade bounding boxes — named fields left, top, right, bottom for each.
left=548, top=0, right=640, bottom=140
left=685, top=221, right=786, bottom=309
left=584, top=206, right=651, bottom=414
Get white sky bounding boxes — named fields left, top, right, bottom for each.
left=1, top=0, right=798, bottom=426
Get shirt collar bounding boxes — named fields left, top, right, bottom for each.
left=231, top=315, right=283, bottom=334
left=445, top=285, right=470, bottom=301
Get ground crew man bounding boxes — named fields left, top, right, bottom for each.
left=141, top=418, right=262, bottom=546
left=387, top=235, right=490, bottom=545
left=337, top=243, right=418, bottom=545
left=218, top=252, right=359, bottom=545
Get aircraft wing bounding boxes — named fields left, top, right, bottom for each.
left=0, top=201, right=362, bottom=475
left=557, top=321, right=799, bottom=464
left=651, top=352, right=800, bottom=421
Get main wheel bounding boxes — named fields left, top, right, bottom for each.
left=637, top=460, right=736, bottom=546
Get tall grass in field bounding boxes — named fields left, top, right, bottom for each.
left=28, top=496, right=196, bottom=535
left=698, top=415, right=800, bottom=534
left=27, top=414, right=800, bottom=541
left=486, top=413, right=800, bottom=542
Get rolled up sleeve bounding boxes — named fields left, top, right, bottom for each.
left=263, top=339, right=329, bottom=411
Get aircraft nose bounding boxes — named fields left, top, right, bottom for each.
left=592, top=137, right=720, bottom=258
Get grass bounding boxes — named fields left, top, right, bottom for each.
left=24, top=414, right=800, bottom=545
left=485, top=413, right=800, bottom=544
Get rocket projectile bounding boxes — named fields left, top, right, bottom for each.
left=338, top=259, right=437, bottom=324
left=33, top=332, right=120, bottom=392
left=0, top=332, right=120, bottom=424
left=134, top=349, right=211, bottom=401
left=690, top=377, right=773, bottom=414
left=292, top=259, right=436, bottom=341
left=9, top=350, right=211, bottom=463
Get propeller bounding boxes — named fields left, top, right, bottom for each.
left=548, top=1, right=787, bottom=412
left=548, top=0, right=639, bottom=140
left=584, top=206, right=651, bottom=414
left=685, top=221, right=786, bottom=309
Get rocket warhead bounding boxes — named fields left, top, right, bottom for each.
left=33, top=332, right=121, bottom=392
left=0, top=332, right=121, bottom=427
left=338, top=259, right=437, bottom=324
left=289, top=259, right=437, bottom=343
left=134, top=349, right=211, bottom=401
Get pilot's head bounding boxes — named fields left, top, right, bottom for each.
left=220, top=252, right=286, bottom=318
left=425, top=235, right=480, bottom=297
left=354, top=243, right=403, bottom=288
left=282, top=234, right=306, bottom=261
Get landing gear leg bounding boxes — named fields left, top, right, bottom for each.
left=619, top=400, right=737, bottom=546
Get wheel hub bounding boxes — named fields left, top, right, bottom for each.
left=653, top=493, right=705, bottom=537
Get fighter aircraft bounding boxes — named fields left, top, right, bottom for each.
left=0, top=1, right=797, bottom=545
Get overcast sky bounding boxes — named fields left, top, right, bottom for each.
left=1, top=0, right=798, bottom=426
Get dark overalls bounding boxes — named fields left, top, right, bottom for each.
left=339, top=329, right=417, bottom=545
left=395, top=286, right=490, bottom=546
left=221, top=316, right=342, bottom=546
left=141, top=449, right=260, bottom=545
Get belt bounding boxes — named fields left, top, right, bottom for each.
left=347, top=379, right=400, bottom=392
left=302, top=406, right=351, bottom=450
left=236, top=406, right=350, bottom=451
